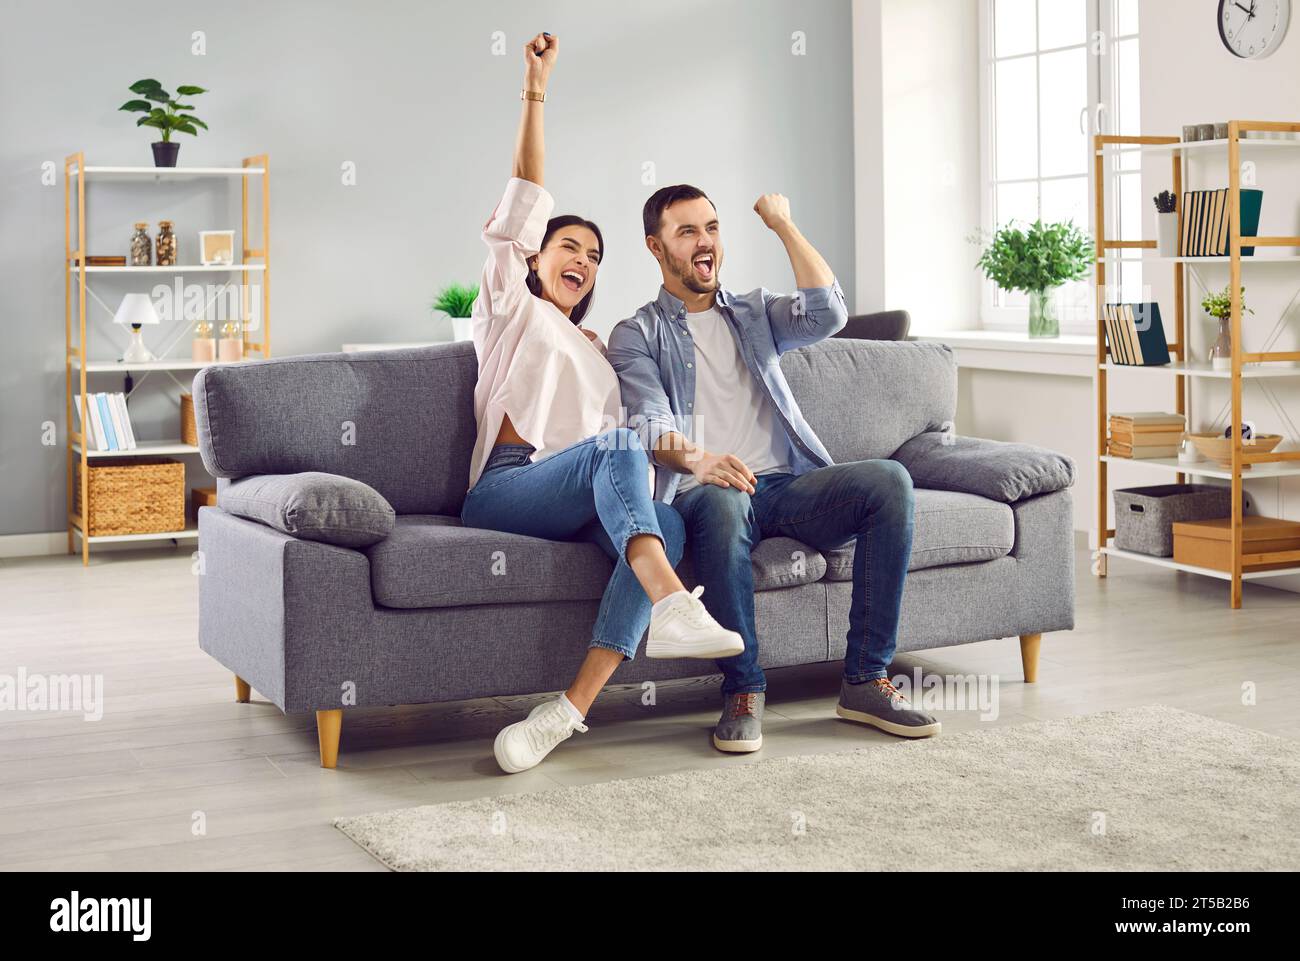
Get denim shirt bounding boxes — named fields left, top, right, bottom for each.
left=607, top=280, right=850, bottom=504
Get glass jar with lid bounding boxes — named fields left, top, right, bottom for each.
left=129, top=222, right=152, bottom=266
left=156, top=220, right=177, bottom=267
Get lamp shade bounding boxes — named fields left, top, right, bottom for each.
left=112, top=293, right=161, bottom=326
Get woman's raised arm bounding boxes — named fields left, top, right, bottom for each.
left=512, top=32, right=557, bottom=186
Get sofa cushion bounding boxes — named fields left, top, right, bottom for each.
left=678, top=536, right=827, bottom=593
left=367, top=516, right=612, bottom=609
left=367, top=520, right=828, bottom=610
left=824, top=488, right=1013, bottom=579
left=220, top=472, right=395, bottom=548
left=782, top=340, right=957, bottom=463
left=891, top=432, right=1076, bottom=503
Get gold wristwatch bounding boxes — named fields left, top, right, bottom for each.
left=521, top=89, right=546, bottom=102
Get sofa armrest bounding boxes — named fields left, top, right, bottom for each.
left=892, top=432, right=1075, bottom=503
left=197, top=506, right=376, bottom=712
left=220, top=472, right=395, bottom=547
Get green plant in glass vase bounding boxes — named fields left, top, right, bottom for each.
left=974, top=220, right=1093, bottom=338
left=1201, top=285, right=1253, bottom=370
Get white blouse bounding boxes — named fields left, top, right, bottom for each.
left=467, top=178, right=623, bottom=489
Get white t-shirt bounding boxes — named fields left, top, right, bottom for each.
left=676, top=306, right=791, bottom=494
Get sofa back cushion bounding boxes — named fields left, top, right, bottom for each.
left=193, top=343, right=479, bottom=516
left=194, top=337, right=957, bottom=518
left=781, top=339, right=957, bottom=462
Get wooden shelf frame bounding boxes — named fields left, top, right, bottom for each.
left=64, top=151, right=270, bottom=564
left=1093, top=121, right=1300, bottom=607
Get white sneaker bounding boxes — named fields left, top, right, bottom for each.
left=645, top=586, right=745, bottom=660
left=493, top=698, right=588, bottom=774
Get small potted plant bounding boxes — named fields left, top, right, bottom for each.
left=1153, top=190, right=1178, bottom=256
left=432, top=283, right=480, bottom=341
left=974, top=220, right=1093, bottom=338
left=119, top=79, right=209, bottom=167
left=1201, top=285, right=1253, bottom=370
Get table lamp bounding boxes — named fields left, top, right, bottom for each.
left=113, top=293, right=161, bottom=363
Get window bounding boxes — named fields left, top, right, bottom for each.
left=979, top=0, right=1140, bottom=333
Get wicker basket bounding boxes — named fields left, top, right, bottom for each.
left=180, top=393, right=198, bottom=447
left=74, top=458, right=185, bottom=536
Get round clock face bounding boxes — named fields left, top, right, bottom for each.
left=1219, top=0, right=1291, bottom=58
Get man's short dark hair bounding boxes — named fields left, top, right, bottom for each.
left=642, top=184, right=714, bottom=238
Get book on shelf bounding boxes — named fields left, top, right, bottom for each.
left=77, top=392, right=137, bottom=451
left=1107, top=443, right=1181, bottom=459
left=1179, top=187, right=1263, bottom=257
left=1109, top=429, right=1185, bottom=446
left=1109, top=412, right=1187, bottom=430
left=1103, top=303, right=1170, bottom=366
left=95, top=394, right=117, bottom=450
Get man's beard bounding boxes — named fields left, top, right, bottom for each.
left=667, top=249, right=719, bottom=294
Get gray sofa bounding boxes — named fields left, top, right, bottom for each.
left=192, top=338, right=1075, bottom=768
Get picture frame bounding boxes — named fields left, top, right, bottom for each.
left=199, top=230, right=236, bottom=266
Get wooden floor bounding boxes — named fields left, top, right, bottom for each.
left=1, top=543, right=1297, bottom=871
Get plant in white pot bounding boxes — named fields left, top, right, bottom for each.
left=1153, top=190, right=1178, bottom=256
left=432, top=283, right=479, bottom=341
left=974, top=220, right=1093, bottom=338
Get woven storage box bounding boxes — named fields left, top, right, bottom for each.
left=180, top=392, right=198, bottom=447
left=74, top=457, right=185, bottom=536
left=1113, top=484, right=1240, bottom=557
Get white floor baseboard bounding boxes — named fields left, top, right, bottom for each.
left=0, top=530, right=194, bottom=559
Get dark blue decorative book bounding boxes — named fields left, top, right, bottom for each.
left=1104, top=302, right=1171, bottom=366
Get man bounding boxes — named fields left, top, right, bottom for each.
left=607, top=185, right=940, bottom=754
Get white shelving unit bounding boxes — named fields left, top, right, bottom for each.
left=64, top=151, right=270, bottom=563
left=1093, top=122, right=1300, bottom=607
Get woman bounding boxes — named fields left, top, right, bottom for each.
left=462, top=32, right=742, bottom=774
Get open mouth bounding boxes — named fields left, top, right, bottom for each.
left=560, top=269, right=586, bottom=293
left=692, top=252, right=715, bottom=282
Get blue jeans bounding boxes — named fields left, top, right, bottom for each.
left=671, top=460, right=915, bottom=694
left=460, top=428, right=685, bottom=661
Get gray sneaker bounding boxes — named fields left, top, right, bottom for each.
left=836, top=678, right=940, bottom=738
left=713, top=692, right=764, bottom=753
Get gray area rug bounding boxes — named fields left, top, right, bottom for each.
left=334, top=706, right=1300, bottom=871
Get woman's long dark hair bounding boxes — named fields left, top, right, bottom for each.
left=525, top=215, right=605, bottom=325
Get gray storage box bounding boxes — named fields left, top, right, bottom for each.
left=1114, top=484, right=1243, bottom=556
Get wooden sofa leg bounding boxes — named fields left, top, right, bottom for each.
left=234, top=675, right=251, bottom=703
left=316, top=710, right=343, bottom=769
left=1019, top=633, right=1042, bottom=683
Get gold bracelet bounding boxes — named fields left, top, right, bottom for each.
left=521, top=89, right=546, bottom=102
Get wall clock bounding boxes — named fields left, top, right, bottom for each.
left=1218, top=0, right=1291, bottom=58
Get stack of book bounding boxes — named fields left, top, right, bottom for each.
left=74, top=392, right=138, bottom=452
left=1108, top=412, right=1186, bottom=459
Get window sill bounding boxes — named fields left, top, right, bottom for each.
left=911, top=329, right=1096, bottom=377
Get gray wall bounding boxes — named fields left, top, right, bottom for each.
left=0, top=0, right=855, bottom=538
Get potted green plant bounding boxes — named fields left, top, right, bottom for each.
left=119, top=79, right=209, bottom=167
left=1153, top=190, right=1178, bottom=256
left=432, top=283, right=480, bottom=341
left=974, top=220, right=1093, bottom=338
left=1201, top=285, right=1253, bottom=370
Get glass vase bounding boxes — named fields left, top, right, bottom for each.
left=1209, top=315, right=1233, bottom=370
left=1028, top=288, right=1060, bottom=339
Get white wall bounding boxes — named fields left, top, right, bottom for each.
left=880, top=0, right=982, bottom=329
left=852, top=0, right=887, bottom=313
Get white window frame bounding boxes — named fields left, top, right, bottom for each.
left=977, top=0, right=1139, bottom=334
